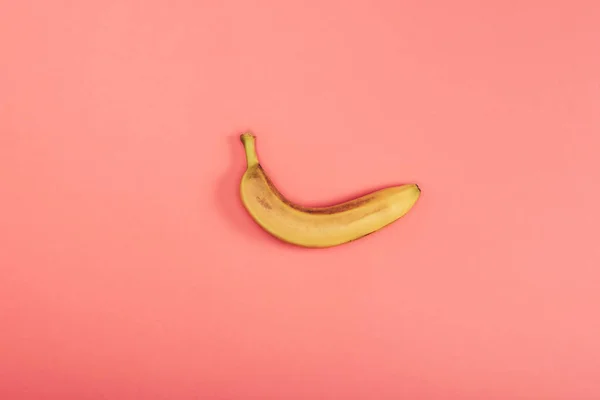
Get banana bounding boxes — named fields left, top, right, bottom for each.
left=239, top=132, right=421, bottom=248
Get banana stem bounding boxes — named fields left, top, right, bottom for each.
left=240, top=132, right=259, bottom=167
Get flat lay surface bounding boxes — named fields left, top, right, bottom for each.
left=1, top=1, right=599, bottom=399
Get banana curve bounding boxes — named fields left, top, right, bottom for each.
left=238, top=132, right=421, bottom=248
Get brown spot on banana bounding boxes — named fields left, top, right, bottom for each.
left=256, top=196, right=272, bottom=210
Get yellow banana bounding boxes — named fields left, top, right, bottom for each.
left=239, top=132, right=421, bottom=248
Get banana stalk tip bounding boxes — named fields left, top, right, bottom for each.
left=240, top=131, right=255, bottom=142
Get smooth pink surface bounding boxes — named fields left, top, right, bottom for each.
left=1, top=1, right=600, bottom=399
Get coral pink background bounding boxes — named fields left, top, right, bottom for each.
left=1, top=1, right=599, bottom=399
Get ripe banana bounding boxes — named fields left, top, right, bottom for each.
left=239, top=132, right=421, bottom=248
